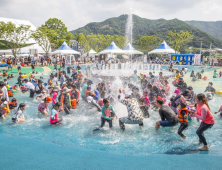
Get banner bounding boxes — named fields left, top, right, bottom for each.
left=194, top=54, right=201, bottom=65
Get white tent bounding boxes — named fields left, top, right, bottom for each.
left=148, top=40, right=175, bottom=54
left=0, top=17, right=46, bottom=55
left=98, top=42, right=126, bottom=55
left=123, top=43, right=143, bottom=54
left=51, top=42, right=80, bottom=55
left=88, top=49, right=97, bottom=61
left=89, top=49, right=97, bottom=54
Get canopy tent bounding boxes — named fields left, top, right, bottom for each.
left=50, top=41, right=80, bottom=55
left=88, top=49, right=97, bottom=54
left=148, top=40, right=175, bottom=54
left=123, top=43, right=143, bottom=54
left=98, top=42, right=126, bottom=55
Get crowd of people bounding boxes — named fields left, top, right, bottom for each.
left=0, top=61, right=221, bottom=152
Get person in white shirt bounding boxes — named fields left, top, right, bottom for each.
left=0, top=81, right=9, bottom=101
left=22, top=79, right=35, bottom=98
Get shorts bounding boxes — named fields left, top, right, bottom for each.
left=17, top=66, right=21, bottom=70
left=8, top=64, right=12, bottom=68
left=159, top=120, right=176, bottom=127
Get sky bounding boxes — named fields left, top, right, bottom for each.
left=0, top=0, right=222, bottom=31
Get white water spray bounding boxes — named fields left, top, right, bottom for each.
left=125, top=8, right=133, bottom=44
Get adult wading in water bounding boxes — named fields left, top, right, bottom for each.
left=190, top=93, right=215, bottom=151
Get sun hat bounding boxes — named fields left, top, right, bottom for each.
left=62, top=87, right=70, bottom=94
left=174, top=89, right=180, bottom=94
left=53, top=86, right=60, bottom=92
left=45, top=96, right=52, bottom=103
left=97, top=99, right=104, bottom=106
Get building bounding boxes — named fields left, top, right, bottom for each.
left=0, top=17, right=46, bottom=56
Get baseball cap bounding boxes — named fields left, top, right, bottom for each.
left=87, top=86, right=91, bottom=89
left=23, top=79, right=28, bottom=82
left=87, top=79, right=93, bottom=84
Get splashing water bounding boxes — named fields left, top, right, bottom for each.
left=125, top=8, right=133, bottom=44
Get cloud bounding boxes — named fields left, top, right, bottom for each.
left=0, top=0, right=222, bottom=31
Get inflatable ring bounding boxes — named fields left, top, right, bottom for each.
left=22, top=75, right=27, bottom=77
left=161, top=69, right=165, bottom=70
left=216, top=90, right=222, bottom=95
left=1, top=62, right=3, bottom=64
left=173, top=68, right=178, bottom=70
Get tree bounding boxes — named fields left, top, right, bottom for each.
left=0, top=21, right=31, bottom=57
left=31, top=26, right=58, bottom=57
left=137, top=35, right=161, bottom=54
left=44, top=18, right=74, bottom=48
left=167, top=30, right=194, bottom=53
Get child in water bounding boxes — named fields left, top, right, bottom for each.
left=0, top=98, right=9, bottom=119
left=177, top=102, right=189, bottom=140
left=138, top=98, right=150, bottom=118
left=93, top=98, right=117, bottom=132
left=50, top=102, right=63, bottom=125
left=12, top=103, right=26, bottom=123
left=9, top=98, right=17, bottom=110
left=37, top=97, right=52, bottom=116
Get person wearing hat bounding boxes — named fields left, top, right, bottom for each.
left=187, top=86, right=196, bottom=104
left=60, top=82, right=67, bottom=93
left=37, top=96, right=52, bottom=116
left=170, top=90, right=189, bottom=114
left=22, top=79, right=35, bottom=98
left=81, top=79, right=93, bottom=100
left=52, top=86, right=60, bottom=106
left=130, top=70, right=138, bottom=83
left=174, top=77, right=187, bottom=93
left=60, top=87, right=71, bottom=114
left=78, top=70, right=84, bottom=79
left=35, top=79, right=45, bottom=100
left=118, top=89, right=143, bottom=130
left=174, top=89, right=180, bottom=96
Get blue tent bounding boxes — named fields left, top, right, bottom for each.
left=148, top=40, right=175, bottom=54
left=123, top=43, right=143, bottom=54
left=98, top=42, right=125, bottom=54
left=51, top=42, right=80, bottom=55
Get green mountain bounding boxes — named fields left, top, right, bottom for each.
left=185, top=21, right=222, bottom=42
left=70, top=14, right=222, bottom=51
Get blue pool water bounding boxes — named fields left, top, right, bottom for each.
left=0, top=65, right=222, bottom=170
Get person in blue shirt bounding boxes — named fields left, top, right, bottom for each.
left=93, top=98, right=117, bottom=132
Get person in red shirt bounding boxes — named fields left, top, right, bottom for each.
left=190, top=93, right=215, bottom=151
